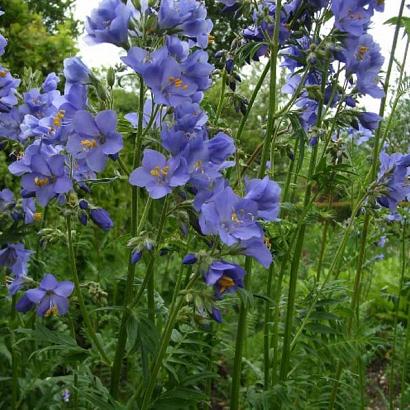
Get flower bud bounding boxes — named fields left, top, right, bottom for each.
left=78, top=211, right=88, bottom=226
left=107, top=68, right=115, bottom=88
left=90, top=208, right=114, bottom=231
left=79, top=199, right=89, bottom=210
left=131, top=250, right=142, bottom=264
left=182, top=253, right=197, bottom=265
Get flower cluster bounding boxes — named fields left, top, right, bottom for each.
left=237, top=0, right=385, bottom=133
left=108, top=0, right=280, bottom=319
left=0, top=13, right=99, bottom=316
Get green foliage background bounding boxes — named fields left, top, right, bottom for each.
left=0, top=2, right=409, bottom=409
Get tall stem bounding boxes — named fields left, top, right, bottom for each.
left=139, top=273, right=199, bottom=409
left=230, top=2, right=282, bottom=407
left=389, top=220, right=407, bottom=409
left=66, top=216, right=110, bottom=365
left=230, top=257, right=253, bottom=410
left=279, top=49, right=331, bottom=379
left=215, top=68, right=227, bottom=126
left=263, top=263, right=275, bottom=388
left=110, top=77, right=145, bottom=398
left=10, top=296, right=17, bottom=410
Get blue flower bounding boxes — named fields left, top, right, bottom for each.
left=199, top=186, right=262, bottom=247
left=42, top=73, right=60, bottom=93
left=85, top=0, right=133, bottom=47
left=358, top=112, right=381, bottom=131
left=343, top=34, right=384, bottom=98
left=239, top=237, right=272, bottom=268
left=17, top=273, right=74, bottom=317
left=377, top=152, right=410, bottom=213
left=63, top=57, right=91, bottom=92
left=158, top=0, right=213, bottom=48
left=9, top=140, right=61, bottom=177
left=204, top=260, right=245, bottom=298
left=0, top=65, right=20, bottom=112
left=122, top=40, right=213, bottom=107
left=0, top=108, right=24, bottom=141
left=22, top=198, right=41, bottom=224
left=0, top=243, right=32, bottom=278
left=129, top=149, right=190, bottom=199
left=0, top=188, right=14, bottom=212
left=244, top=176, right=281, bottom=221
left=331, top=0, right=372, bottom=37
left=20, top=154, right=72, bottom=206
left=68, top=110, right=123, bottom=173
left=0, top=34, right=7, bottom=56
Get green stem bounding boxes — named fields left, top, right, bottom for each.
left=66, top=216, right=110, bottom=365
left=271, top=262, right=286, bottom=385
left=230, top=257, right=253, bottom=410
left=263, top=263, right=275, bottom=388
left=139, top=274, right=199, bottom=409
left=10, top=296, right=17, bottom=410
left=316, top=220, right=329, bottom=283
left=130, top=197, right=169, bottom=311
left=231, top=2, right=282, bottom=406
left=279, top=52, right=332, bottom=380
left=400, top=269, right=410, bottom=409
left=110, top=77, right=145, bottom=398
left=389, top=221, right=407, bottom=409
left=215, top=68, right=227, bottom=125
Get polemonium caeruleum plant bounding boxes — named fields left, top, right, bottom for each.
left=0, top=0, right=409, bottom=408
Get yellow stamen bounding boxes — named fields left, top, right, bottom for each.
left=33, top=212, right=42, bottom=222
left=208, top=34, right=215, bottom=44
left=150, top=166, right=161, bottom=177
left=0, top=70, right=7, bottom=78
left=34, top=177, right=50, bottom=187
left=52, top=110, right=65, bottom=127
left=357, top=46, right=368, bottom=60
left=194, top=160, right=203, bottom=171
left=44, top=304, right=59, bottom=318
left=168, top=76, right=188, bottom=90
left=150, top=165, right=169, bottom=177
left=231, top=212, right=240, bottom=223
left=218, top=276, right=235, bottom=294
left=80, top=139, right=97, bottom=149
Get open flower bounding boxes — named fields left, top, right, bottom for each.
left=68, top=110, right=123, bottom=173
left=204, top=261, right=245, bottom=298
left=17, top=273, right=74, bottom=317
left=21, top=153, right=72, bottom=206
left=85, top=0, right=132, bottom=47
left=199, top=186, right=262, bottom=246
left=129, top=149, right=190, bottom=199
